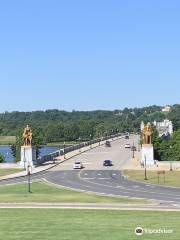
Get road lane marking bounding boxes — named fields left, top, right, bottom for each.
left=98, top=178, right=111, bottom=180
left=78, top=171, right=180, bottom=200
left=83, top=178, right=95, bottom=180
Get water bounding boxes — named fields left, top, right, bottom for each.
left=0, top=146, right=60, bottom=163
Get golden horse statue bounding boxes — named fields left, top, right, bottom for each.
left=23, top=125, right=33, bottom=146
left=142, top=122, right=153, bottom=144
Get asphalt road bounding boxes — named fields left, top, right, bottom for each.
left=0, top=135, right=180, bottom=209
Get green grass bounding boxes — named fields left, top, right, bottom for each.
left=0, top=181, right=148, bottom=204
left=0, top=136, right=16, bottom=145
left=0, top=168, right=22, bottom=177
left=124, top=170, right=180, bottom=187
left=0, top=209, right=179, bottom=240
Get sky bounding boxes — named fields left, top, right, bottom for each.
left=0, top=0, right=179, bottom=112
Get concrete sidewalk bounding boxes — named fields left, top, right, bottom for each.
left=0, top=137, right=120, bottom=181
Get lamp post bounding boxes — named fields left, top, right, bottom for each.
left=23, top=148, right=26, bottom=170
left=116, top=129, right=119, bottom=139
left=144, top=155, right=148, bottom=180
left=98, top=134, right=101, bottom=146
left=89, top=134, right=92, bottom=148
left=27, top=164, right=31, bottom=193
left=170, top=162, right=173, bottom=171
left=105, top=132, right=108, bottom=141
left=78, top=137, right=81, bottom=153
left=64, top=141, right=66, bottom=159
left=169, top=145, right=173, bottom=171
left=132, top=142, right=135, bottom=159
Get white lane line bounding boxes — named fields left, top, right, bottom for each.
left=61, top=163, right=73, bottom=166
left=82, top=152, right=110, bottom=155
left=172, top=204, right=180, bottom=207
left=98, top=178, right=111, bottom=180
left=78, top=173, right=180, bottom=199
left=83, top=178, right=95, bottom=180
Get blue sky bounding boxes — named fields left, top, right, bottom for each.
left=0, top=0, right=179, bottom=112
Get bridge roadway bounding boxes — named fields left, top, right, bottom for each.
left=0, top=135, right=180, bottom=208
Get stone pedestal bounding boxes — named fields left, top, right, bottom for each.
left=141, top=144, right=154, bottom=166
left=20, top=146, right=36, bottom=169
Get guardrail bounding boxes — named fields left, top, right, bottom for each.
left=36, top=133, right=122, bottom=165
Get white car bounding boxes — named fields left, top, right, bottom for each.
left=125, top=144, right=131, bottom=148
left=73, top=161, right=83, bottom=169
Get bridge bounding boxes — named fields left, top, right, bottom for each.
left=0, top=134, right=180, bottom=210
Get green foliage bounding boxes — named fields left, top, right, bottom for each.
left=153, top=129, right=180, bottom=161
left=0, top=105, right=179, bottom=147
left=0, top=153, right=5, bottom=163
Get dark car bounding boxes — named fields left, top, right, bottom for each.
left=124, top=135, right=129, bottom=139
left=105, top=141, right=111, bottom=147
left=103, top=160, right=113, bottom=166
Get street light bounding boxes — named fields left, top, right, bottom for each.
left=169, top=145, right=173, bottom=171
left=144, top=155, right=148, bottom=180
left=23, top=148, right=26, bottom=170
left=89, top=134, right=92, bottom=148
left=63, top=141, right=66, bottom=159
left=27, top=164, right=32, bottom=193
left=98, top=134, right=101, bottom=146
left=132, top=142, right=135, bottom=159
left=116, top=129, right=119, bottom=139
left=78, top=137, right=81, bottom=153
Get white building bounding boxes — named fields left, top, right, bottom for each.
left=153, top=119, right=173, bottom=138
left=162, top=106, right=171, bottom=113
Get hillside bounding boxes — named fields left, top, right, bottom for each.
left=0, top=105, right=179, bottom=143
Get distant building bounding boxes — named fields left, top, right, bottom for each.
left=153, top=119, right=173, bottom=139
left=162, top=106, right=171, bottom=113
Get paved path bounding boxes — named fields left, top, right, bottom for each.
left=0, top=203, right=179, bottom=211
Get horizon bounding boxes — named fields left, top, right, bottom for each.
left=0, top=104, right=176, bottom=114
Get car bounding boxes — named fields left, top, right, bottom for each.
left=125, top=144, right=131, bottom=148
left=124, top=135, right=129, bottom=139
left=73, top=161, right=83, bottom=169
left=103, top=160, right=113, bottom=166
left=105, top=141, right=111, bottom=147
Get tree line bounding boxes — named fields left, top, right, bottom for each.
left=0, top=104, right=180, bottom=162
left=0, top=105, right=180, bottom=143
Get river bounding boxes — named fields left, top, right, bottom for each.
left=0, top=146, right=61, bottom=163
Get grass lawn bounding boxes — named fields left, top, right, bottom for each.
left=0, top=136, right=16, bottom=145
left=124, top=170, right=180, bottom=187
left=0, top=209, right=179, bottom=240
left=0, top=168, right=22, bottom=177
left=0, top=181, right=148, bottom=204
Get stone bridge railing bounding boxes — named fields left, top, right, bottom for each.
left=36, top=133, right=123, bottom=165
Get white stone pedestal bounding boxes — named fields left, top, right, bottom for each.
left=20, top=146, right=36, bottom=169
left=141, top=144, right=154, bottom=166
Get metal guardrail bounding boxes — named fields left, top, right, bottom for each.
left=36, top=133, right=122, bottom=165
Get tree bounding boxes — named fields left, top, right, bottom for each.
left=153, top=129, right=180, bottom=161
left=0, top=154, right=5, bottom=163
